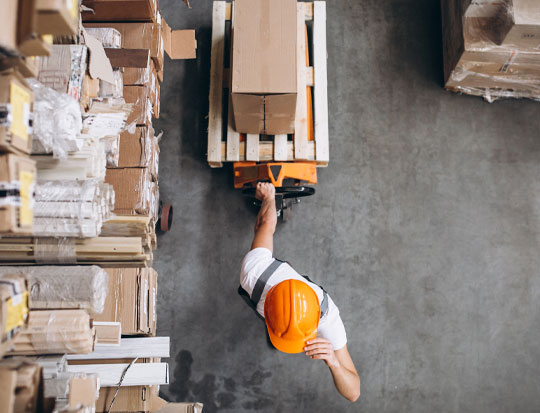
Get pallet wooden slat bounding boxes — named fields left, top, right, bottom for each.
left=246, top=134, right=260, bottom=161
left=226, top=2, right=240, bottom=162
left=294, top=2, right=309, bottom=161
left=221, top=141, right=316, bottom=162
left=208, top=1, right=227, bottom=167
left=274, top=135, right=288, bottom=161
left=313, top=1, right=329, bottom=165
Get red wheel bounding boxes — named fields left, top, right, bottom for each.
left=160, top=203, right=173, bottom=232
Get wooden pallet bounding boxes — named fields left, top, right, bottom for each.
left=208, top=1, right=329, bottom=167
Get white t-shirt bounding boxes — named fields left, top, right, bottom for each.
left=240, top=247, right=347, bottom=350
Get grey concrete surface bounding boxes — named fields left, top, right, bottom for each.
left=153, top=0, right=540, bottom=411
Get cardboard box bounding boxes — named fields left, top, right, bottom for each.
left=96, top=385, right=163, bottom=412
left=161, top=18, right=197, bottom=60
left=84, top=27, right=122, bottom=49
left=117, top=126, right=152, bottom=168
left=37, top=45, right=88, bottom=101
left=0, top=274, right=29, bottom=357
left=95, top=268, right=157, bottom=335
left=84, top=22, right=164, bottom=71
left=0, top=69, right=34, bottom=154
left=81, top=0, right=159, bottom=23
left=105, top=167, right=152, bottom=215
left=0, top=56, right=39, bottom=78
left=17, top=0, right=52, bottom=57
left=501, top=0, right=540, bottom=51
left=231, top=0, right=297, bottom=134
left=123, top=85, right=152, bottom=125
left=36, top=0, right=79, bottom=36
left=0, top=154, right=36, bottom=234
left=68, top=374, right=99, bottom=410
left=0, top=359, right=43, bottom=413
left=0, top=0, right=18, bottom=55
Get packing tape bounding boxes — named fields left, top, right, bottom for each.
left=34, top=237, right=77, bottom=264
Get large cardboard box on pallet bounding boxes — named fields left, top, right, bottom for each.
left=105, top=166, right=153, bottom=215
left=118, top=126, right=153, bottom=168
left=0, top=69, right=34, bottom=155
left=231, top=0, right=297, bottom=135
left=0, top=154, right=36, bottom=234
left=123, top=85, right=153, bottom=125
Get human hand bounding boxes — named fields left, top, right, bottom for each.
left=304, top=338, right=340, bottom=368
left=255, top=182, right=275, bottom=201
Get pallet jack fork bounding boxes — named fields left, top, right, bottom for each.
left=234, top=161, right=317, bottom=221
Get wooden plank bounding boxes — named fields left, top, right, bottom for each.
left=208, top=2, right=227, bottom=167
left=67, top=363, right=169, bottom=387
left=66, top=337, right=170, bottom=360
left=225, top=1, right=232, bottom=20
left=226, top=2, right=240, bottom=162
left=313, top=2, right=329, bottom=164
left=221, top=141, right=319, bottom=162
left=294, top=2, right=309, bottom=160
left=303, top=1, right=314, bottom=20
left=274, top=134, right=288, bottom=161
left=246, top=134, right=260, bottom=161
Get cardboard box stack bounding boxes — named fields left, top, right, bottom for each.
left=0, top=1, right=202, bottom=412
left=442, top=0, right=540, bottom=101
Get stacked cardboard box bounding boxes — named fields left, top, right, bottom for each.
left=0, top=358, right=44, bottom=413
left=442, top=0, right=540, bottom=101
left=0, top=274, right=29, bottom=357
left=82, top=18, right=195, bottom=232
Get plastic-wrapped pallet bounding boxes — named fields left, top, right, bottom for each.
left=9, top=309, right=96, bottom=356
left=0, top=266, right=108, bottom=315
left=442, top=0, right=540, bottom=101
left=33, top=180, right=115, bottom=237
left=28, top=79, right=83, bottom=158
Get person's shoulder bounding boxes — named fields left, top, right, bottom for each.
left=240, top=247, right=274, bottom=288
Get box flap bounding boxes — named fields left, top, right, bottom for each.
left=82, top=27, right=115, bottom=84
left=165, top=30, right=196, bottom=60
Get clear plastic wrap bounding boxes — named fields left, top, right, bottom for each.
left=104, top=134, right=120, bottom=168
left=84, top=27, right=122, bottom=49
left=27, top=78, right=83, bottom=159
left=8, top=309, right=95, bottom=356
left=82, top=100, right=132, bottom=139
left=0, top=266, right=109, bottom=315
left=34, top=237, right=77, bottom=264
left=463, top=0, right=540, bottom=52
left=98, top=69, right=123, bottom=99
left=33, top=180, right=115, bottom=237
left=123, top=65, right=151, bottom=86
left=105, top=167, right=152, bottom=215
left=150, top=130, right=162, bottom=180
left=443, top=0, right=540, bottom=101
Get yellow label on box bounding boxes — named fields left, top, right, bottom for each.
left=5, top=291, right=28, bottom=333
left=69, top=0, right=79, bottom=19
left=9, top=81, right=30, bottom=142
left=19, top=170, right=33, bottom=227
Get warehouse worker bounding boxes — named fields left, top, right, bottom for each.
left=239, top=182, right=360, bottom=402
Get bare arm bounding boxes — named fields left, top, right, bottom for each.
left=251, top=183, right=277, bottom=252
left=304, top=339, right=360, bottom=402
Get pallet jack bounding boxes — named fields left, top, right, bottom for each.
left=231, top=25, right=318, bottom=221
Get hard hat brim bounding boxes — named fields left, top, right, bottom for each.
left=265, top=321, right=317, bottom=354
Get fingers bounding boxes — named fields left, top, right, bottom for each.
left=304, top=344, right=333, bottom=356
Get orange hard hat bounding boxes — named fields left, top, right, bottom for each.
left=264, top=279, right=320, bottom=354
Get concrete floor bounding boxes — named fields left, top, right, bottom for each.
left=153, top=0, right=540, bottom=412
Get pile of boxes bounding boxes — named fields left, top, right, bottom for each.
left=442, top=0, right=540, bottom=101
left=0, top=0, right=201, bottom=412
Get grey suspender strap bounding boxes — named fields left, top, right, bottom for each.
left=320, top=290, right=329, bottom=318
left=250, top=259, right=329, bottom=320
left=250, top=259, right=284, bottom=306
